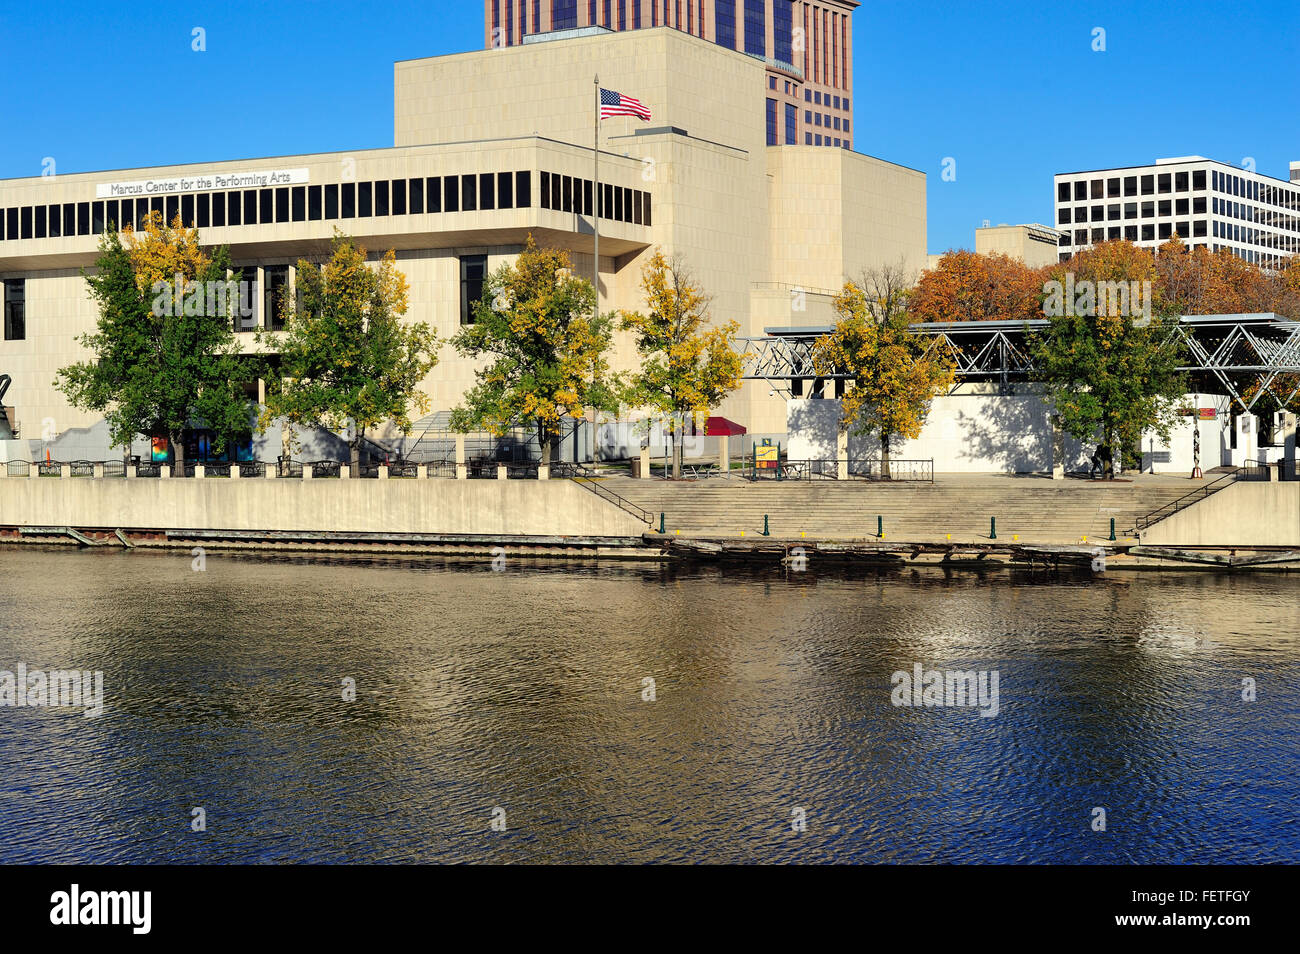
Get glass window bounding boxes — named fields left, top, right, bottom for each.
left=785, top=103, right=797, bottom=145
left=375, top=181, right=389, bottom=216
left=1158, top=173, right=1171, bottom=194
left=291, top=186, right=305, bottom=222
left=260, top=189, right=273, bottom=224
left=391, top=180, right=406, bottom=215
left=1091, top=179, right=1104, bottom=199
left=1193, top=170, right=1206, bottom=190
left=164, top=196, right=178, bottom=226
left=444, top=176, right=459, bottom=212
left=744, top=0, right=765, bottom=55
left=1058, top=182, right=1070, bottom=202
left=515, top=171, right=530, bottom=208
left=1107, top=177, right=1120, bottom=197
left=766, top=98, right=778, bottom=146
left=462, top=175, right=476, bottom=212
left=263, top=266, right=289, bottom=331
left=358, top=182, right=372, bottom=217
left=480, top=172, right=495, bottom=210
left=409, top=179, right=423, bottom=214
left=715, top=0, right=735, bottom=48
left=1123, top=176, right=1137, bottom=196
left=540, top=172, right=551, bottom=210
left=309, top=185, right=323, bottom=220
left=325, top=184, right=339, bottom=219
left=92, top=201, right=105, bottom=234
left=497, top=171, right=513, bottom=209
left=427, top=177, right=442, bottom=213
left=460, top=254, right=487, bottom=324
left=211, top=195, right=225, bottom=227
left=773, top=0, right=792, bottom=64
left=1175, top=171, right=1189, bottom=192
left=3, top=279, right=24, bottom=341
left=1141, top=175, right=1154, bottom=195
left=342, top=183, right=356, bottom=218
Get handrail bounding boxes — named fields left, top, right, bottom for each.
left=571, top=474, right=654, bottom=526
left=1135, top=467, right=1243, bottom=531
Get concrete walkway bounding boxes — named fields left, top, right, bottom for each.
left=601, top=472, right=1206, bottom=545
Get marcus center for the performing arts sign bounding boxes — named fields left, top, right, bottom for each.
left=95, top=168, right=310, bottom=198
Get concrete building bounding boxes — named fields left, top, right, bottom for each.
left=1054, top=156, right=1300, bottom=269
left=0, top=24, right=923, bottom=463
left=974, top=223, right=1062, bottom=269
left=484, top=1, right=857, bottom=149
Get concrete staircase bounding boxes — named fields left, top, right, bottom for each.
left=598, top=475, right=1198, bottom=544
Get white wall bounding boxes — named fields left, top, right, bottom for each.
left=788, top=390, right=1230, bottom=474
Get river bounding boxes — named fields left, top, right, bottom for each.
left=0, top=547, right=1295, bottom=863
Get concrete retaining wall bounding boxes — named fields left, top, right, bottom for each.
left=0, top=478, right=647, bottom=537
left=1141, top=481, right=1300, bottom=547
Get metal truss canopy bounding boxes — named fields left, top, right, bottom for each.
left=741, top=313, right=1300, bottom=413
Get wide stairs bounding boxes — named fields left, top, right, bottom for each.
left=598, top=473, right=1202, bottom=545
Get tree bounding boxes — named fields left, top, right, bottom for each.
left=1034, top=243, right=1186, bottom=473
left=56, top=211, right=258, bottom=475
left=258, top=233, right=438, bottom=470
left=812, top=264, right=956, bottom=477
left=451, top=237, right=617, bottom=463
left=911, top=249, right=1045, bottom=324
left=620, top=251, right=743, bottom=477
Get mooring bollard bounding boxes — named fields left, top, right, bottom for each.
left=659, top=512, right=665, bottom=534
left=990, top=516, right=997, bottom=539
left=762, top=514, right=770, bottom=536
left=877, top=515, right=883, bottom=538
left=1109, top=517, right=1116, bottom=541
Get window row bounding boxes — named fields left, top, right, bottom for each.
left=538, top=172, right=652, bottom=226
left=2, top=278, right=23, bottom=341
left=804, top=90, right=848, bottom=111
left=805, top=134, right=849, bottom=149
left=1059, top=169, right=1208, bottom=202
left=1062, top=221, right=1208, bottom=245
left=0, top=172, right=535, bottom=242
left=1212, top=195, right=1300, bottom=232
left=1060, top=197, right=1207, bottom=224
left=805, top=110, right=848, bottom=132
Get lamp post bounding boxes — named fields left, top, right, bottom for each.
left=1192, top=401, right=1203, bottom=479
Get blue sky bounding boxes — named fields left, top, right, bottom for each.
left=1, top=0, right=1295, bottom=253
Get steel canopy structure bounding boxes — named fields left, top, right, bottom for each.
left=740, top=313, right=1300, bottom=412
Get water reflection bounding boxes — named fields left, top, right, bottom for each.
left=0, top=548, right=1295, bottom=863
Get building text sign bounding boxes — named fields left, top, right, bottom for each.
left=95, top=168, right=310, bottom=199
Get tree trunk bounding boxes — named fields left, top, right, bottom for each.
left=881, top=433, right=892, bottom=480
left=350, top=434, right=361, bottom=471
left=672, top=415, right=685, bottom=479
left=170, top=430, right=185, bottom=477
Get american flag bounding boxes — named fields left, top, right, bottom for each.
left=600, top=87, right=652, bottom=121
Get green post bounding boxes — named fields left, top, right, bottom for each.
left=659, top=511, right=665, bottom=534
left=990, top=516, right=997, bottom=540
left=776, top=442, right=783, bottom=481
left=1109, top=517, right=1116, bottom=541
left=763, top=514, right=770, bottom=536
left=877, top=515, right=883, bottom=538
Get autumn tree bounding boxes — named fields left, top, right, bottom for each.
left=451, top=237, right=617, bottom=463
left=911, top=249, right=1045, bottom=324
left=1034, top=242, right=1186, bottom=472
left=620, top=252, right=743, bottom=477
left=57, top=211, right=258, bottom=475
left=812, top=263, right=956, bottom=477
left=258, top=233, right=439, bottom=470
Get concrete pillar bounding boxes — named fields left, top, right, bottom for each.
left=1234, top=414, right=1259, bottom=468
left=836, top=428, right=849, bottom=480
left=639, top=444, right=650, bottom=480
left=126, top=466, right=137, bottom=479
left=230, top=465, right=241, bottom=479
left=497, top=463, right=508, bottom=481
left=719, top=434, right=729, bottom=475
left=417, top=463, right=428, bottom=479
left=93, top=463, right=104, bottom=478
left=160, top=465, right=171, bottom=479
left=194, top=464, right=205, bottom=479
left=1277, top=411, right=1297, bottom=480
left=59, top=463, right=71, bottom=479
left=28, top=462, right=39, bottom=479
left=378, top=465, right=389, bottom=480
left=339, top=464, right=350, bottom=479
left=538, top=463, right=550, bottom=481
left=1050, top=416, right=1065, bottom=479
left=303, top=465, right=313, bottom=480
left=0, top=463, right=7, bottom=480
left=264, top=462, right=277, bottom=479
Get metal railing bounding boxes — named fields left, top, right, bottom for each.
left=571, top=474, right=654, bottom=526
left=742, top=458, right=935, bottom=482
left=849, top=459, right=935, bottom=482
left=425, top=460, right=457, bottom=479
left=1135, top=466, right=1245, bottom=531
left=310, top=460, right=341, bottom=479
left=467, top=459, right=499, bottom=479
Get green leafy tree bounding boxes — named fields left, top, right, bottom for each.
left=56, top=212, right=258, bottom=475
left=451, top=237, right=617, bottom=463
left=1035, top=244, right=1187, bottom=474
left=620, top=251, right=742, bottom=477
left=258, top=233, right=439, bottom=470
left=812, top=264, right=955, bottom=477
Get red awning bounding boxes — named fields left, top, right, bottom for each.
left=705, top=416, right=747, bottom=436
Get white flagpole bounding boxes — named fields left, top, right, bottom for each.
left=593, top=74, right=600, bottom=313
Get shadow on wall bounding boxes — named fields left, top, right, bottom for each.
left=955, top=396, right=1054, bottom=473
left=786, top=398, right=841, bottom=460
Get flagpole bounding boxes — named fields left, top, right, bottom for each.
left=593, top=74, right=600, bottom=313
